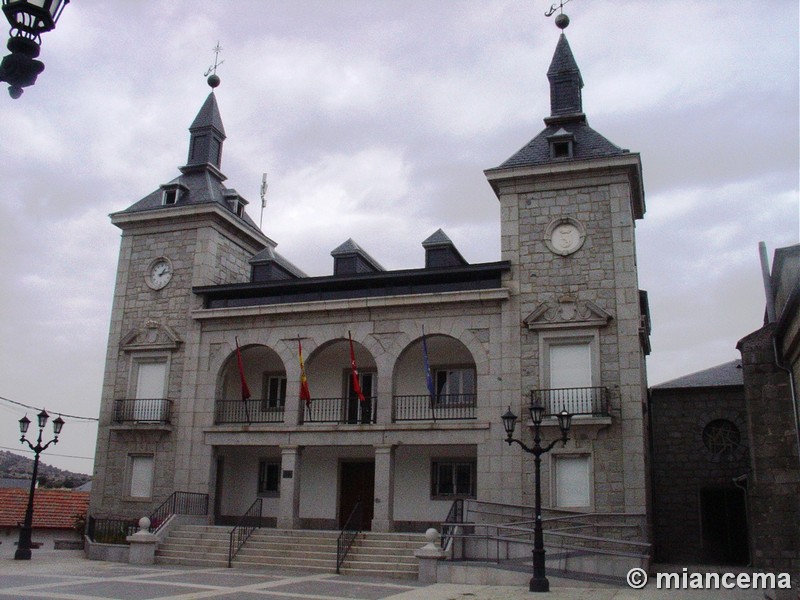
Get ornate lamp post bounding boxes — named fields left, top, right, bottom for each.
left=502, top=400, right=572, bottom=592
left=0, top=0, right=69, bottom=98
left=15, top=409, right=64, bottom=560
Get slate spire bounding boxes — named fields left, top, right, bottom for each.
left=547, top=32, right=584, bottom=118
left=185, top=90, right=226, bottom=172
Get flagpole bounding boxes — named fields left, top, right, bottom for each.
left=235, top=336, right=251, bottom=423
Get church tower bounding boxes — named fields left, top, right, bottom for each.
left=484, top=14, right=650, bottom=520
left=89, top=77, right=271, bottom=518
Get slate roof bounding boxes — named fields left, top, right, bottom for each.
left=249, top=245, right=308, bottom=278
left=498, top=121, right=626, bottom=169
left=494, top=31, right=626, bottom=170
left=331, top=238, right=385, bottom=271
left=117, top=92, right=261, bottom=232
left=651, top=359, right=744, bottom=389
left=0, top=488, right=89, bottom=529
left=190, top=92, right=225, bottom=136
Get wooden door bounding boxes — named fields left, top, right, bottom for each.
left=338, top=461, right=375, bottom=531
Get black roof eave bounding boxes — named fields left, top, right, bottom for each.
left=194, top=260, right=511, bottom=302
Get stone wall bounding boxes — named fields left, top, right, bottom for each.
left=650, top=386, right=748, bottom=563
left=738, top=324, right=800, bottom=579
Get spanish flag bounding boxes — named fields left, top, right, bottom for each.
left=298, top=339, right=311, bottom=407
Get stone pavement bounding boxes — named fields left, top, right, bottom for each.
left=0, top=551, right=785, bottom=600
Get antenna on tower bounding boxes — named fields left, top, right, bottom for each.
left=259, top=173, right=268, bottom=229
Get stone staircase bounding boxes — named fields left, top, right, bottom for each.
left=155, top=525, right=423, bottom=579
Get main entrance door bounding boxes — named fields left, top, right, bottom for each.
left=338, top=461, right=375, bottom=531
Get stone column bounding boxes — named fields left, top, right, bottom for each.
left=277, top=445, right=302, bottom=529
left=414, top=528, right=446, bottom=583
left=371, top=444, right=395, bottom=532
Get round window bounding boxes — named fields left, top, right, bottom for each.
left=702, top=419, right=741, bottom=457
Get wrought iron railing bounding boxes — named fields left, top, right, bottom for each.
left=440, top=498, right=464, bottom=549
left=87, top=516, right=138, bottom=544
left=148, top=491, right=209, bottom=533
left=228, top=498, right=263, bottom=567
left=113, top=398, right=171, bottom=424
left=215, top=399, right=285, bottom=424
left=87, top=491, right=209, bottom=544
left=336, top=501, right=363, bottom=574
left=393, top=394, right=477, bottom=421
left=303, top=397, right=377, bottom=424
left=531, top=387, right=609, bottom=417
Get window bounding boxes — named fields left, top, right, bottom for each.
left=262, top=375, right=286, bottom=409
left=129, top=455, right=154, bottom=499
left=163, top=189, right=178, bottom=205
left=346, top=372, right=375, bottom=424
left=431, top=460, right=476, bottom=498
left=553, top=455, right=590, bottom=508
left=258, top=460, right=280, bottom=496
left=133, top=359, right=167, bottom=421
left=545, top=341, right=596, bottom=415
left=551, top=140, right=572, bottom=158
left=435, top=368, right=475, bottom=405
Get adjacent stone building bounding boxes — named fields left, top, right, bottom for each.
left=737, top=244, right=799, bottom=585
left=650, top=360, right=749, bottom=565
left=89, top=20, right=651, bottom=545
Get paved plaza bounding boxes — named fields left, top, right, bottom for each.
left=0, top=551, right=787, bottom=600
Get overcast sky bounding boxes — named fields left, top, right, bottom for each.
left=0, top=1, right=797, bottom=475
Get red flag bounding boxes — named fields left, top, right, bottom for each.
left=348, top=332, right=366, bottom=403
left=235, top=337, right=251, bottom=401
left=298, top=339, right=311, bottom=407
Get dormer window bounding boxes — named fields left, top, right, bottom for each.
left=547, top=128, right=575, bottom=160
left=163, top=189, right=178, bottom=205
left=160, top=183, right=186, bottom=206
left=552, top=140, right=572, bottom=158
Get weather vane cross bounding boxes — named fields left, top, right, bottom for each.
left=204, top=42, right=225, bottom=77
left=545, top=0, right=572, bottom=17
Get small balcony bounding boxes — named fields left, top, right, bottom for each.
left=393, top=394, right=477, bottom=421
left=302, top=397, right=377, bottom=424
left=531, top=387, right=609, bottom=418
left=215, top=399, right=285, bottom=424
left=113, top=398, right=171, bottom=424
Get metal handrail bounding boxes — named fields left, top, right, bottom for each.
left=336, top=501, right=362, bottom=574
left=440, top=498, right=463, bottom=549
left=148, top=491, right=209, bottom=533
left=228, top=498, right=263, bottom=568
left=214, top=399, right=285, bottom=424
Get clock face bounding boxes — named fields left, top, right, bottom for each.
left=147, top=258, right=173, bottom=290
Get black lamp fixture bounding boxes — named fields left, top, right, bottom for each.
left=0, top=0, right=69, bottom=98
left=15, top=408, right=65, bottom=560
left=502, top=397, right=572, bottom=592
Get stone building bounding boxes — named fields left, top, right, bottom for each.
left=737, top=244, right=799, bottom=585
left=89, top=20, right=651, bottom=544
left=649, top=360, right=750, bottom=565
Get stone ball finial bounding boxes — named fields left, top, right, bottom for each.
left=138, top=516, right=151, bottom=531
left=207, top=73, right=221, bottom=88
left=555, top=13, right=570, bottom=30
left=424, top=528, right=439, bottom=544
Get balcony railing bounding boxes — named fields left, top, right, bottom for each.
left=215, top=399, right=285, bottom=424
left=113, top=399, right=171, bottom=424
left=303, top=397, right=377, bottom=424
left=531, top=387, right=609, bottom=417
left=393, top=394, right=477, bottom=421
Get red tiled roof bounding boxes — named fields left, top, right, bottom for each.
left=0, top=488, right=89, bottom=530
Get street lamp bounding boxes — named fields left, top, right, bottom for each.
left=0, top=0, right=69, bottom=98
left=502, top=398, right=572, bottom=592
left=15, top=409, right=64, bottom=560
